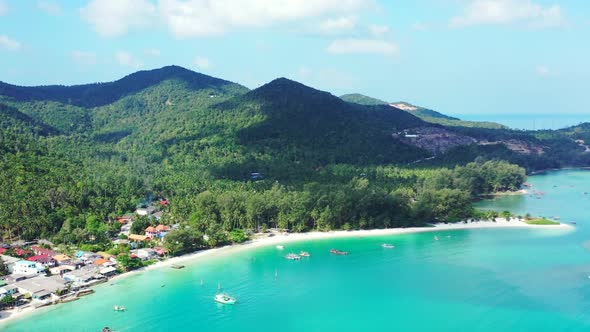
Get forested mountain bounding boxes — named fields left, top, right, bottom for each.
left=0, top=66, right=587, bottom=246
left=0, top=65, right=247, bottom=108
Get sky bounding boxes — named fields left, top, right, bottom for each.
left=0, top=0, right=590, bottom=117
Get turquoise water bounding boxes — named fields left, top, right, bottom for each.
left=5, top=170, right=590, bottom=331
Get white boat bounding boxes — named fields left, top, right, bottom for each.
left=285, top=253, right=301, bottom=260
left=381, top=244, right=395, bottom=249
left=299, top=251, right=311, bottom=257
left=276, top=245, right=284, bottom=250
left=113, top=305, right=126, bottom=311
left=434, top=236, right=439, bottom=241
left=215, top=293, right=237, bottom=304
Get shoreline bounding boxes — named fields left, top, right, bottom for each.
left=530, top=166, right=590, bottom=175
left=0, top=218, right=572, bottom=326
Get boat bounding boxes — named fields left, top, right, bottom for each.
left=434, top=236, right=439, bottom=241
left=330, top=248, right=349, bottom=255
left=276, top=245, right=284, bottom=250
left=113, top=305, right=127, bottom=311
left=381, top=244, right=395, bottom=249
left=171, top=264, right=185, bottom=269
left=299, top=251, right=311, bottom=257
left=285, top=253, right=301, bottom=260
left=215, top=293, right=237, bottom=305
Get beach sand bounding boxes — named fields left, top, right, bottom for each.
left=0, top=218, right=573, bottom=325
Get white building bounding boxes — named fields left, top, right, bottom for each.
left=12, top=260, right=46, bottom=276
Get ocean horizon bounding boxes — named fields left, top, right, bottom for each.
left=454, top=114, right=590, bottom=130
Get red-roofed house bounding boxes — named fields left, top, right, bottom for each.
left=0, top=248, right=6, bottom=254
left=155, top=225, right=170, bottom=232
left=27, top=254, right=56, bottom=267
left=117, top=214, right=135, bottom=224
left=145, top=226, right=158, bottom=238
left=159, top=199, right=169, bottom=206
left=30, top=245, right=56, bottom=257
left=14, top=248, right=31, bottom=257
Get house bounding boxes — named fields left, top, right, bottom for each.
left=128, top=234, right=149, bottom=242
left=132, top=248, right=158, bottom=261
left=1, top=255, right=19, bottom=273
left=79, top=252, right=102, bottom=263
left=13, top=260, right=46, bottom=276
left=93, top=258, right=110, bottom=266
left=30, top=246, right=56, bottom=257
left=14, top=275, right=68, bottom=300
left=26, top=255, right=56, bottom=267
left=52, top=254, right=72, bottom=265
left=49, top=265, right=74, bottom=276
left=145, top=226, right=158, bottom=238
left=153, top=247, right=167, bottom=256
left=136, top=206, right=156, bottom=216
left=120, top=223, right=133, bottom=235
left=116, top=214, right=135, bottom=224
left=145, top=225, right=170, bottom=239
left=159, top=199, right=169, bottom=207
left=63, top=266, right=103, bottom=285
left=99, top=267, right=118, bottom=277
left=0, top=285, right=18, bottom=297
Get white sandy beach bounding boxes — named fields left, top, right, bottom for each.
left=0, top=218, right=573, bottom=326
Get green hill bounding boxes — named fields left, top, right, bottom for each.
left=0, top=66, right=586, bottom=244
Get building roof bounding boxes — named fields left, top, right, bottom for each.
left=14, top=275, right=67, bottom=294
left=1, top=254, right=19, bottom=264
left=99, top=267, right=117, bottom=275
left=30, top=245, right=56, bottom=256
left=145, top=226, right=157, bottom=233
left=128, top=234, right=149, bottom=241
left=97, top=252, right=113, bottom=259
left=93, top=258, right=109, bottom=266
left=26, top=255, right=53, bottom=264
left=155, top=224, right=170, bottom=231
left=52, top=254, right=71, bottom=262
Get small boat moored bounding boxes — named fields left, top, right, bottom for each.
left=276, top=245, right=284, bottom=250
left=381, top=244, right=395, bottom=249
left=285, top=253, right=301, bottom=260
left=113, top=305, right=127, bottom=312
left=171, top=264, right=185, bottom=269
left=330, top=248, right=349, bottom=255
left=299, top=251, right=311, bottom=257
left=215, top=293, right=237, bottom=305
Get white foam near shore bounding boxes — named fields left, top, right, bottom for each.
left=0, top=218, right=573, bottom=325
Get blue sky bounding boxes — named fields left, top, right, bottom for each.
left=0, top=0, right=589, bottom=116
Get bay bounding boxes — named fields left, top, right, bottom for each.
left=4, top=170, right=590, bottom=331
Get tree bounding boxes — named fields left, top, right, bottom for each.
left=117, top=254, right=144, bottom=271
left=0, top=256, right=9, bottom=276
left=130, top=216, right=150, bottom=235
left=0, top=295, right=14, bottom=309
left=228, top=229, right=248, bottom=243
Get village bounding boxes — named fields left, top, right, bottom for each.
left=0, top=198, right=177, bottom=312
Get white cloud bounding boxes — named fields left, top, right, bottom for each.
left=0, top=35, right=22, bottom=51
left=116, top=51, right=144, bottom=68
left=326, top=39, right=399, bottom=56
left=411, top=22, right=429, bottom=31
left=450, top=0, right=565, bottom=28
left=0, top=1, right=8, bottom=16
left=318, top=16, right=357, bottom=35
left=295, top=65, right=354, bottom=90
left=80, top=0, right=156, bottom=37
left=71, top=51, right=97, bottom=65
left=193, top=56, right=211, bottom=70
left=368, top=24, right=389, bottom=37
left=80, top=0, right=369, bottom=38
left=38, top=1, right=62, bottom=15
left=145, top=48, right=161, bottom=56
